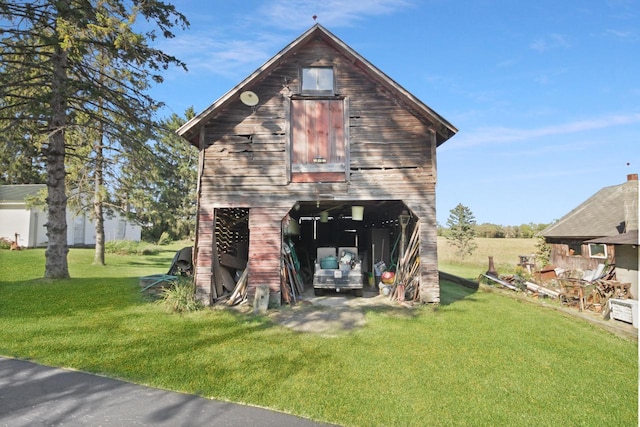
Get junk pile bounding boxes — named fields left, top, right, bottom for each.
left=312, top=246, right=363, bottom=297
left=168, top=246, right=193, bottom=276
left=483, top=259, right=634, bottom=317
left=139, top=246, right=194, bottom=297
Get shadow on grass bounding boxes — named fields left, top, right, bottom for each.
left=0, top=277, right=146, bottom=319
left=438, top=272, right=479, bottom=306
left=121, top=247, right=192, bottom=271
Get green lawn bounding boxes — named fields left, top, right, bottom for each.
left=0, top=248, right=637, bottom=426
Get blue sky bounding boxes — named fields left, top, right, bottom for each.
left=149, top=0, right=639, bottom=226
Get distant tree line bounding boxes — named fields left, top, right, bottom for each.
left=438, top=221, right=550, bottom=238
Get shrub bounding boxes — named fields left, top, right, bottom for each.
left=105, top=240, right=160, bottom=255
left=140, top=246, right=160, bottom=255
left=156, top=277, right=203, bottom=314
left=534, top=234, right=552, bottom=268
left=0, top=238, right=11, bottom=249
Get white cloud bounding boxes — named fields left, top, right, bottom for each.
left=155, top=27, right=291, bottom=82
left=444, top=113, right=640, bottom=149
left=258, top=0, right=413, bottom=30
left=603, top=28, right=639, bottom=42
left=530, top=33, right=571, bottom=52
left=158, top=0, right=414, bottom=79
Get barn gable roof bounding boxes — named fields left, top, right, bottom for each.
left=542, top=177, right=639, bottom=240
left=177, top=24, right=457, bottom=146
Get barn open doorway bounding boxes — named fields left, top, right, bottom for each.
left=208, top=208, right=250, bottom=301
left=283, top=200, right=418, bottom=299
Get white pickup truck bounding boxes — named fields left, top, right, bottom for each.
left=313, top=247, right=363, bottom=297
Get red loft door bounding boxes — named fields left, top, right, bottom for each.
left=291, top=99, right=345, bottom=183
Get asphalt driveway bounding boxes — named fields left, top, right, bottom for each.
left=0, top=357, right=334, bottom=427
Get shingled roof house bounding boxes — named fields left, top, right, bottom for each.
left=542, top=174, right=639, bottom=299
left=177, top=24, right=457, bottom=306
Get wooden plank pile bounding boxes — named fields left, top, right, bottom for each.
left=389, top=223, right=421, bottom=302
left=584, top=279, right=632, bottom=311
left=483, top=274, right=561, bottom=299
left=211, top=252, right=249, bottom=306
left=281, top=241, right=304, bottom=304
left=226, top=268, right=248, bottom=306
left=553, top=265, right=633, bottom=311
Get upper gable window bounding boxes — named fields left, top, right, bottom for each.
left=301, top=67, right=334, bottom=95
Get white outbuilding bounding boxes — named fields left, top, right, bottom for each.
left=0, top=184, right=141, bottom=248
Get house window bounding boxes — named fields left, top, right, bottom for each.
left=301, top=67, right=334, bottom=95
left=291, top=98, right=346, bottom=182
left=568, top=243, right=582, bottom=256
left=588, top=243, right=607, bottom=259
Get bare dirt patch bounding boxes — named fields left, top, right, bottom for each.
left=269, top=287, right=405, bottom=336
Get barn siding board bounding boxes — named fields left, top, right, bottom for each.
left=183, top=25, right=456, bottom=305
left=247, top=207, right=288, bottom=302
left=404, top=199, right=439, bottom=303
left=199, top=169, right=435, bottom=193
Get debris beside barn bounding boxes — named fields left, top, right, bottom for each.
left=483, top=260, right=634, bottom=322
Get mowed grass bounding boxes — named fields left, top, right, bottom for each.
left=0, top=248, right=637, bottom=426
left=438, top=236, right=538, bottom=279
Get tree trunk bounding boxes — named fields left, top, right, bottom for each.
left=93, top=129, right=105, bottom=266
left=44, top=42, right=70, bottom=279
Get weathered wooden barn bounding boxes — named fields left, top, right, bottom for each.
left=177, top=24, right=457, bottom=305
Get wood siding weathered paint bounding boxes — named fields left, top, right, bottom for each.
left=248, top=207, right=287, bottom=304
left=194, top=36, right=441, bottom=303
left=194, top=206, right=214, bottom=303
left=548, top=240, right=615, bottom=272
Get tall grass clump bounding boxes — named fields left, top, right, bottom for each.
left=105, top=240, right=160, bottom=255
left=156, top=231, right=172, bottom=246
left=156, top=277, right=203, bottom=313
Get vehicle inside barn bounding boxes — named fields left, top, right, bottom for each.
left=284, top=200, right=417, bottom=298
